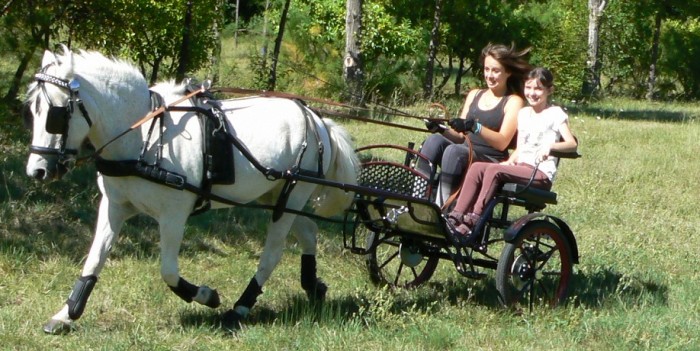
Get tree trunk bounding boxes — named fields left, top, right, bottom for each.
left=454, top=57, right=465, bottom=96
left=582, top=0, right=607, bottom=98
left=209, top=0, right=224, bottom=85
left=646, top=11, right=662, bottom=101
left=344, top=0, right=364, bottom=106
left=3, top=46, right=35, bottom=102
left=234, top=0, right=240, bottom=47
left=1, top=0, right=16, bottom=18
left=267, top=0, right=291, bottom=91
left=435, top=54, right=452, bottom=93
left=175, top=0, right=193, bottom=83
left=423, top=0, right=442, bottom=100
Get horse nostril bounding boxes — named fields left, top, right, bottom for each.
left=31, top=169, right=46, bottom=180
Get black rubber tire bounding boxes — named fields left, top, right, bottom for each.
left=364, top=228, right=439, bottom=288
left=496, top=220, right=574, bottom=309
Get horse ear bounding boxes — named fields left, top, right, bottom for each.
left=41, top=50, right=57, bottom=68
left=56, top=44, right=73, bottom=67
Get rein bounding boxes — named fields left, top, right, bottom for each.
left=213, top=87, right=447, bottom=133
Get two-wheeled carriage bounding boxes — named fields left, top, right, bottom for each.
left=342, top=143, right=580, bottom=309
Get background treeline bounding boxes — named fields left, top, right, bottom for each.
left=2, top=0, right=700, bottom=108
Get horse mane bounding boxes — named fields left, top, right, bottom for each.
left=25, top=48, right=149, bottom=110
left=70, top=50, right=147, bottom=89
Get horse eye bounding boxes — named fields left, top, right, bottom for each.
left=21, top=103, right=33, bottom=130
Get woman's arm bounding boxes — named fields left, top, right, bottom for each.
left=476, top=95, right=523, bottom=151
left=440, top=89, right=479, bottom=144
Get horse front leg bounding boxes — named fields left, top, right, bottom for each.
left=43, top=197, right=134, bottom=335
left=159, top=215, right=221, bottom=309
left=222, top=214, right=295, bottom=330
left=292, top=216, right=327, bottom=302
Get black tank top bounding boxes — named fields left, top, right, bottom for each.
left=464, top=89, right=510, bottom=161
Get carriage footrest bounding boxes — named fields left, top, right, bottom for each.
left=501, top=183, right=557, bottom=205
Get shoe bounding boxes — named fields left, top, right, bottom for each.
left=445, top=219, right=474, bottom=248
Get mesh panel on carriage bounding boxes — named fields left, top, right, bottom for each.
left=358, top=162, right=431, bottom=199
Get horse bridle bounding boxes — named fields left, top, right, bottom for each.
left=29, top=70, right=93, bottom=167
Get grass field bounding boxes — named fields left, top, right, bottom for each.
left=1, top=94, right=699, bottom=350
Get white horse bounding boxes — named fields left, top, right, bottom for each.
left=24, top=47, right=360, bottom=334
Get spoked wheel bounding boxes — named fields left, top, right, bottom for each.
left=365, top=228, right=440, bottom=288
left=496, top=220, right=573, bottom=310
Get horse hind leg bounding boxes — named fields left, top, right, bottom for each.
left=292, top=216, right=327, bottom=302
left=222, top=212, right=297, bottom=330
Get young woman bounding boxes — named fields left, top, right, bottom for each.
left=417, top=43, right=532, bottom=207
left=447, top=67, right=578, bottom=244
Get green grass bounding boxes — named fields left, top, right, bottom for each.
left=2, top=98, right=700, bottom=350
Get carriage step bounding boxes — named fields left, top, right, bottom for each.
left=458, top=269, right=487, bottom=280
left=456, top=265, right=487, bottom=279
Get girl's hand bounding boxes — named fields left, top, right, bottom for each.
left=500, top=159, right=515, bottom=166
left=536, top=145, right=551, bottom=162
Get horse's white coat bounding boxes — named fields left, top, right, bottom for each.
left=25, top=48, right=359, bottom=329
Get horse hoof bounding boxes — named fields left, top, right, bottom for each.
left=306, top=279, right=328, bottom=302
left=204, top=288, right=221, bottom=308
left=43, top=319, right=73, bottom=335
left=221, top=309, right=243, bottom=331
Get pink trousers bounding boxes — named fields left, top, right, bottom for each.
left=451, top=162, right=552, bottom=216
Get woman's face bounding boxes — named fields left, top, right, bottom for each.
left=483, top=55, right=510, bottom=91
left=524, top=78, right=551, bottom=108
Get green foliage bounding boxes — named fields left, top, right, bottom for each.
left=597, top=1, right=654, bottom=98
left=518, top=0, right=587, bottom=101
left=660, top=18, right=700, bottom=99
left=282, top=0, right=424, bottom=102
left=67, top=0, right=224, bottom=83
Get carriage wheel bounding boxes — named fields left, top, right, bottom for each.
left=364, top=228, right=439, bottom=288
left=496, top=220, right=573, bottom=310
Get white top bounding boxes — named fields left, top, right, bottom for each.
left=516, top=105, right=568, bottom=181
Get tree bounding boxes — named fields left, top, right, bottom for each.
left=344, top=0, right=364, bottom=105
left=267, top=0, right=291, bottom=91
left=422, top=0, right=442, bottom=100
left=582, top=0, right=608, bottom=99
left=175, top=0, right=194, bottom=83
left=1, top=0, right=69, bottom=102
left=644, top=0, right=700, bottom=100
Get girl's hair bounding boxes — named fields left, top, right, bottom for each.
left=527, top=67, right=555, bottom=89
left=480, top=43, right=532, bottom=97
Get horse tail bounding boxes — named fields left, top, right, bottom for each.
left=310, top=118, right=360, bottom=217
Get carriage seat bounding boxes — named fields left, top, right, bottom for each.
left=500, top=183, right=557, bottom=206
left=498, top=149, right=580, bottom=208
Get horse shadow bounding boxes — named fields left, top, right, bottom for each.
left=174, top=265, right=668, bottom=333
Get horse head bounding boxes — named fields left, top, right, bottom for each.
left=25, top=46, right=90, bottom=181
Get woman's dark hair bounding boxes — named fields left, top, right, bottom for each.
left=527, top=67, right=554, bottom=89
left=480, top=43, right=532, bottom=97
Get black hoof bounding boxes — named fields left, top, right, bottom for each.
left=43, top=319, right=73, bottom=335
left=205, top=289, right=221, bottom=308
left=221, top=309, right=243, bottom=331
left=305, top=279, right=328, bottom=302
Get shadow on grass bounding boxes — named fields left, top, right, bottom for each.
left=564, top=104, right=697, bottom=123
left=570, top=267, right=668, bottom=308
left=1, top=146, right=347, bottom=264
left=175, top=265, right=669, bottom=333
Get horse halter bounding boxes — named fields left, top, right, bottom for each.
left=29, top=71, right=93, bottom=166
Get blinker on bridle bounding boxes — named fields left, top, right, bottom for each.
left=29, top=71, right=93, bottom=165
